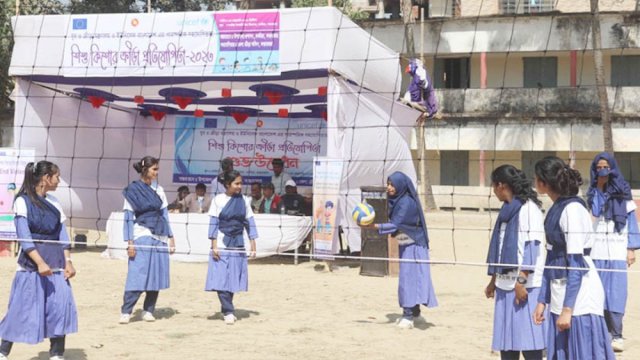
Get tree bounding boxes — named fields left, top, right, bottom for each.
left=67, top=0, right=139, bottom=14
left=291, top=0, right=369, bottom=21
left=142, top=0, right=227, bottom=12
left=590, top=0, right=613, bottom=153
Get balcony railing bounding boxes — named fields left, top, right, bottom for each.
left=435, top=87, right=640, bottom=116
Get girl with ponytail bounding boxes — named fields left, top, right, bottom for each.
left=0, top=161, right=77, bottom=360
left=485, top=165, right=546, bottom=360
left=119, top=156, right=176, bottom=324
left=533, top=156, right=614, bottom=359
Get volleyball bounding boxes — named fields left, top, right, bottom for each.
left=352, top=202, right=375, bottom=225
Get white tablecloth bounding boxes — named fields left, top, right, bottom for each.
left=105, top=212, right=312, bottom=262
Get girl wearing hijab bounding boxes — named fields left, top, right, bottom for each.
left=362, top=171, right=437, bottom=329
left=586, top=152, right=640, bottom=352
left=484, top=165, right=546, bottom=360
left=206, top=170, right=258, bottom=325
left=533, top=156, right=614, bottom=360
left=0, top=161, right=77, bottom=360
left=120, top=156, right=176, bottom=324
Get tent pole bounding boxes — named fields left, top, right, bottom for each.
left=420, top=7, right=424, bottom=64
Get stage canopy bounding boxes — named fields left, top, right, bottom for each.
left=9, top=7, right=421, bottom=252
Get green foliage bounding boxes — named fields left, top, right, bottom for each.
left=67, top=0, right=139, bottom=14
left=291, top=0, right=370, bottom=21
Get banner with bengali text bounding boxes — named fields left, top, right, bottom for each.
left=173, top=116, right=326, bottom=185
left=312, top=157, right=343, bottom=257
left=64, top=11, right=280, bottom=76
left=0, top=148, right=35, bottom=256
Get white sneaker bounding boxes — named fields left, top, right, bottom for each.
left=142, top=311, right=156, bottom=322
left=396, top=318, right=414, bottom=329
left=223, top=313, right=237, bottom=325
left=50, top=356, right=65, bottom=360
left=612, top=338, right=624, bottom=352
left=119, top=313, right=131, bottom=324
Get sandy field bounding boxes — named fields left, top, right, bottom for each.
left=1, top=212, right=640, bottom=360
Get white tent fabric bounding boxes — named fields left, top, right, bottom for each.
left=327, top=77, right=420, bottom=252
left=9, top=8, right=419, bottom=254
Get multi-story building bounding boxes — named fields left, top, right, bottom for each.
left=358, top=0, right=640, bottom=190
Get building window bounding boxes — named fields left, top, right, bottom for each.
left=611, top=56, right=640, bottom=86
left=614, top=153, right=640, bottom=189
left=440, top=151, right=469, bottom=186
left=521, top=151, right=555, bottom=181
left=434, top=58, right=470, bottom=89
left=523, top=57, right=557, bottom=88
left=428, top=0, right=460, bottom=18
left=500, top=0, right=554, bottom=14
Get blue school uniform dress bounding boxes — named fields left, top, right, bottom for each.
left=487, top=199, right=546, bottom=352
left=539, top=197, right=614, bottom=360
left=122, top=181, right=173, bottom=291
left=205, top=193, right=258, bottom=293
left=0, top=195, right=78, bottom=344
left=378, top=172, right=437, bottom=317
left=586, top=152, right=640, bottom=339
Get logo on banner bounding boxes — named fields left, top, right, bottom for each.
left=204, top=118, right=218, bottom=128
left=72, top=18, right=87, bottom=30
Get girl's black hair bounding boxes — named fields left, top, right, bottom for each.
left=221, top=170, right=242, bottom=189
left=133, top=156, right=159, bottom=178
left=491, top=164, right=542, bottom=207
left=16, top=161, right=59, bottom=208
left=534, top=156, right=583, bottom=197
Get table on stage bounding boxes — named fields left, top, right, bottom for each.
left=105, top=212, right=313, bottom=262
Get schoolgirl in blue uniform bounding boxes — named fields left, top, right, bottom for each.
left=0, top=161, right=77, bottom=360
left=484, top=165, right=546, bottom=360
left=119, top=156, right=176, bottom=324
left=205, top=170, right=258, bottom=325
left=533, top=156, right=614, bottom=360
left=363, top=171, right=437, bottom=329
left=586, top=152, right=640, bottom=352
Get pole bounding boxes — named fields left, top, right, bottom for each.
left=148, top=0, right=151, bottom=13
left=420, top=7, right=424, bottom=64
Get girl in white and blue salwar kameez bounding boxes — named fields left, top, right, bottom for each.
left=533, top=156, right=615, bottom=360
left=484, top=165, right=546, bottom=360
left=586, top=152, right=640, bottom=353
left=366, top=171, right=437, bottom=329
left=205, top=171, right=258, bottom=325
left=119, top=156, right=176, bottom=325
left=0, top=161, right=77, bottom=360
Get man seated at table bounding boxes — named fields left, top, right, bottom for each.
left=259, top=182, right=281, bottom=214
left=168, top=185, right=190, bottom=213
left=183, top=183, right=212, bottom=213
left=280, top=180, right=309, bottom=215
left=250, top=182, right=263, bottom=213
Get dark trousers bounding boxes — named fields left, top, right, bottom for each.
left=1, top=336, right=65, bottom=357
left=121, top=290, right=159, bottom=314
left=500, top=350, right=543, bottom=360
left=401, top=304, right=421, bottom=320
left=217, top=291, right=235, bottom=315
left=604, top=310, right=624, bottom=339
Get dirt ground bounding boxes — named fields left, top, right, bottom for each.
left=1, top=212, right=639, bottom=359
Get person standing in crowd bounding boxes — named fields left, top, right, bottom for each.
left=484, top=165, right=546, bottom=360
left=361, top=171, right=438, bottom=329
left=259, top=182, right=281, bottom=214
left=183, top=183, right=212, bottom=214
left=249, top=183, right=263, bottom=213
left=271, top=158, right=292, bottom=196
left=168, top=185, right=190, bottom=213
left=533, top=156, right=614, bottom=359
left=0, top=161, right=77, bottom=360
left=120, top=156, right=176, bottom=324
left=211, top=158, right=234, bottom=196
left=586, top=152, right=640, bottom=352
left=205, top=170, right=258, bottom=325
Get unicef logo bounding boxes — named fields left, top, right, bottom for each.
left=177, top=17, right=211, bottom=27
